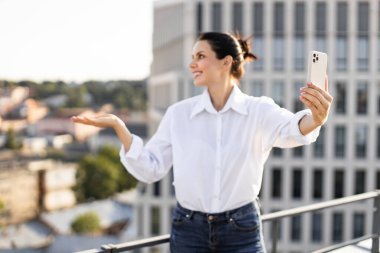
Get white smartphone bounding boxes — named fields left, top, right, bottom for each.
left=307, top=50, right=328, bottom=91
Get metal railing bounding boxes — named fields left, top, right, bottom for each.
left=76, top=190, right=380, bottom=253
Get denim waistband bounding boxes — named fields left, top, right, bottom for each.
left=176, top=201, right=258, bottom=221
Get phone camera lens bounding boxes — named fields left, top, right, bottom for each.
left=313, top=53, right=316, bottom=57
left=313, top=59, right=316, bottom=63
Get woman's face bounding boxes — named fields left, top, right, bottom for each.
left=189, top=40, right=226, bottom=87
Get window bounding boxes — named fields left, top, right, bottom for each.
left=336, top=37, right=348, bottom=71
left=377, top=82, right=380, bottom=114
left=196, top=2, right=203, bottom=36
left=334, top=169, right=345, bottom=198
left=273, top=2, right=284, bottom=71
left=294, top=2, right=305, bottom=71
left=252, top=3, right=264, bottom=70
left=332, top=212, right=344, bottom=242
left=356, top=82, right=368, bottom=114
left=294, top=82, right=304, bottom=111
left=232, top=2, right=243, bottom=33
left=293, top=146, right=303, bottom=158
left=357, top=3, right=369, bottom=69
left=273, top=37, right=285, bottom=71
left=251, top=80, right=264, bottom=97
left=153, top=181, right=161, bottom=197
left=315, top=2, right=327, bottom=36
left=358, top=2, right=369, bottom=34
left=294, top=37, right=305, bottom=71
left=151, top=206, right=160, bottom=235
left=357, top=37, right=369, bottom=71
left=335, top=82, right=347, bottom=114
left=376, top=170, right=380, bottom=189
left=292, top=169, right=303, bottom=199
left=313, top=126, right=325, bottom=157
left=272, top=81, right=285, bottom=107
left=377, top=127, right=380, bottom=158
left=291, top=215, right=302, bottom=241
left=354, top=170, right=366, bottom=194
left=311, top=213, right=323, bottom=242
left=211, top=2, right=222, bottom=32
left=252, top=37, right=264, bottom=70
left=337, top=2, right=348, bottom=34
left=315, top=1, right=327, bottom=52
left=335, top=126, right=346, bottom=158
left=315, top=37, right=327, bottom=52
left=272, top=147, right=283, bottom=157
left=274, top=2, right=284, bottom=35
left=353, top=213, right=365, bottom=238
left=253, top=2, right=264, bottom=34
left=313, top=169, right=324, bottom=199
left=355, top=125, right=367, bottom=158
left=336, top=2, right=347, bottom=71
left=272, top=168, right=282, bottom=198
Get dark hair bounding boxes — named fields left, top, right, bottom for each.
left=197, top=32, right=258, bottom=80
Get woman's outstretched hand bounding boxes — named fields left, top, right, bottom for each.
left=71, top=114, right=122, bottom=129
left=298, top=76, right=333, bottom=135
left=71, top=114, right=133, bottom=151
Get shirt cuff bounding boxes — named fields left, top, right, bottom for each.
left=119, top=134, right=144, bottom=160
left=290, top=109, right=320, bottom=144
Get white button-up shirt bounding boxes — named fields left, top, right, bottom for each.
left=120, top=85, right=320, bottom=213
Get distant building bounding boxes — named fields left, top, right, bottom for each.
left=132, top=0, right=380, bottom=252
left=0, top=159, right=78, bottom=225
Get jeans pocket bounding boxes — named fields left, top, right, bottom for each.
left=229, top=212, right=260, bottom=232
left=172, top=208, right=192, bottom=226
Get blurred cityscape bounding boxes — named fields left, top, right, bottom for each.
left=1, top=0, right=380, bottom=253
left=0, top=80, right=149, bottom=252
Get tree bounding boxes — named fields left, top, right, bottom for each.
left=4, top=128, right=21, bottom=150
left=75, top=154, right=119, bottom=201
left=74, top=145, right=138, bottom=202
left=98, top=145, right=138, bottom=192
left=71, top=211, right=101, bottom=234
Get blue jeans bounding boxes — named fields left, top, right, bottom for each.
left=170, top=201, right=267, bottom=253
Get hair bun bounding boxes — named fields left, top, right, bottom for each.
left=238, top=38, right=258, bottom=62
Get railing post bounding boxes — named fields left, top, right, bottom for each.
left=372, top=193, right=380, bottom=253
left=101, top=244, right=116, bottom=253
left=271, top=219, right=278, bottom=253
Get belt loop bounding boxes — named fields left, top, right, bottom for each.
left=226, top=210, right=231, bottom=220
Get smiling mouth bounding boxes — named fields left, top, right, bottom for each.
left=193, top=71, right=202, bottom=78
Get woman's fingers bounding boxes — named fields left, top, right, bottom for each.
left=71, top=114, right=119, bottom=128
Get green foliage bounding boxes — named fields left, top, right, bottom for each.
left=74, top=145, right=138, bottom=202
left=65, top=85, right=88, bottom=107
left=4, top=128, right=22, bottom=150
left=0, top=79, right=147, bottom=110
left=0, top=200, right=4, bottom=210
left=71, top=211, right=101, bottom=234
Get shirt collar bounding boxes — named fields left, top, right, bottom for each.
left=190, top=85, right=248, bottom=118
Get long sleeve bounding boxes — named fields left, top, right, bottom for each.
left=260, top=97, right=320, bottom=152
left=119, top=107, right=173, bottom=184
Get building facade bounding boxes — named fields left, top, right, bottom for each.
left=132, top=0, right=380, bottom=252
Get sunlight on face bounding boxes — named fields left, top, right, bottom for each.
left=189, top=40, right=225, bottom=87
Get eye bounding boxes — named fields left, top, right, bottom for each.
left=198, top=54, right=205, bottom=59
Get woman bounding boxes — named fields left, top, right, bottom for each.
left=72, top=32, right=333, bottom=252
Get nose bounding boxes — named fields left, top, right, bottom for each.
left=189, top=59, right=196, bottom=69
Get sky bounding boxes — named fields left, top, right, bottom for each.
left=0, top=0, right=154, bottom=83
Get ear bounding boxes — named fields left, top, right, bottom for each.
left=223, top=55, right=233, bottom=68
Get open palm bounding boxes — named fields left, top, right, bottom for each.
left=71, top=114, right=122, bottom=128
